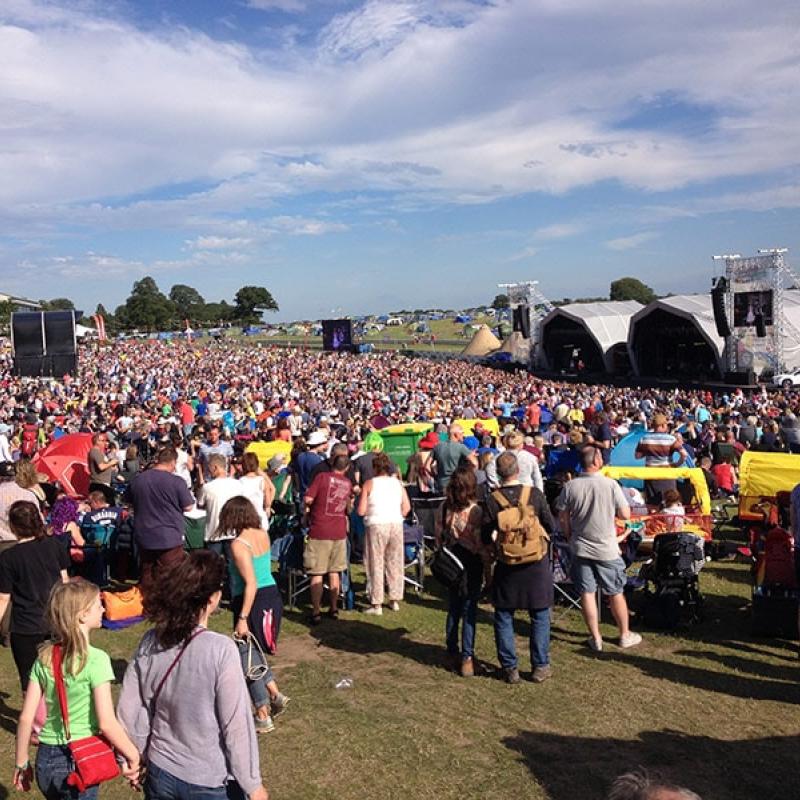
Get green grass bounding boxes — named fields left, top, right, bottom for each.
left=2, top=519, right=799, bottom=799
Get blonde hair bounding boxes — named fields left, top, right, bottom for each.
left=15, top=459, right=39, bottom=489
left=40, top=579, right=100, bottom=676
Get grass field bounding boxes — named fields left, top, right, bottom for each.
left=1, top=518, right=799, bottom=800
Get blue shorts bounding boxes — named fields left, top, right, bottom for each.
left=572, top=556, right=626, bottom=596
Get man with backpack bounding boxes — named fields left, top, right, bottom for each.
left=20, top=415, right=39, bottom=459
left=557, top=445, right=642, bottom=652
left=482, top=451, right=554, bottom=684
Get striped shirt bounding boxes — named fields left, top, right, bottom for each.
left=635, top=432, right=680, bottom=467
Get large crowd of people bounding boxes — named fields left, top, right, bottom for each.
left=3, top=336, right=794, bottom=799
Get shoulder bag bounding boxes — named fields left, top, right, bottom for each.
left=52, top=644, right=120, bottom=793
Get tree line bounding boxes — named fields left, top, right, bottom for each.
left=491, top=276, right=658, bottom=309
left=6, top=278, right=279, bottom=334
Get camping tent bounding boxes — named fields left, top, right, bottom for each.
left=499, top=331, right=531, bottom=363
left=75, top=324, right=95, bottom=339
left=461, top=325, right=501, bottom=357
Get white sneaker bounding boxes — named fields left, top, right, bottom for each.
left=389, top=601, right=400, bottom=612
left=587, top=637, right=603, bottom=653
left=619, top=631, right=642, bottom=649
left=364, top=606, right=383, bottom=616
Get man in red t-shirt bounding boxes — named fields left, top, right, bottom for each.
left=303, top=455, right=353, bottom=623
left=525, top=401, right=541, bottom=432
left=177, top=397, right=195, bottom=439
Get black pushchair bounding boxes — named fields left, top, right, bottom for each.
left=641, top=533, right=706, bottom=629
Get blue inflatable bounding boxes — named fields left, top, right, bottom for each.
left=610, top=423, right=695, bottom=468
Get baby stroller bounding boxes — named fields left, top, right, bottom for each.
left=641, top=532, right=705, bottom=629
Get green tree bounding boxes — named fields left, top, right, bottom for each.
left=234, top=286, right=278, bottom=321
left=609, top=277, right=656, bottom=305
left=199, top=301, right=235, bottom=325
left=491, top=294, right=510, bottom=309
left=121, top=276, right=175, bottom=331
left=39, top=297, right=76, bottom=311
left=169, top=284, right=205, bottom=321
left=0, top=301, right=13, bottom=331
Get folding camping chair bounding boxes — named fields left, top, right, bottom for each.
left=273, top=520, right=351, bottom=610
left=712, top=503, right=732, bottom=538
left=272, top=524, right=310, bottom=610
left=551, top=532, right=582, bottom=622
left=410, top=495, right=445, bottom=565
left=403, top=518, right=426, bottom=593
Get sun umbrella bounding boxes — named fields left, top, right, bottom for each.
left=33, top=433, right=94, bottom=497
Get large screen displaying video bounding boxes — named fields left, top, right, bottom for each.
left=322, top=319, right=353, bottom=352
left=733, top=290, right=773, bottom=328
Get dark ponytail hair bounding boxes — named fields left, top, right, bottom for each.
left=143, top=550, right=225, bottom=648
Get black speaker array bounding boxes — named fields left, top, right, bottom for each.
left=711, top=277, right=731, bottom=338
left=512, top=305, right=531, bottom=338
left=12, top=311, right=78, bottom=377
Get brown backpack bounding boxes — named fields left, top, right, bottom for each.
left=492, top=486, right=549, bottom=565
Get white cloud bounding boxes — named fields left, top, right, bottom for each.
left=0, top=0, right=798, bottom=238
left=505, top=245, right=538, bottom=262
left=186, top=235, right=254, bottom=250
left=533, top=222, right=584, bottom=240
left=605, top=231, right=659, bottom=251
left=245, top=0, right=307, bottom=12
left=270, top=216, right=349, bottom=235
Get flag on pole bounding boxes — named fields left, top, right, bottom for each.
left=92, top=314, right=106, bottom=341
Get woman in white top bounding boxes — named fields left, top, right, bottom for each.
left=171, top=433, right=195, bottom=493
left=357, top=452, right=411, bottom=615
left=239, top=452, right=274, bottom=530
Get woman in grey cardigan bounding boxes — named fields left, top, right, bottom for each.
left=117, top=550, right=268, bottom=800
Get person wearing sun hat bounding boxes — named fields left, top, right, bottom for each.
left=296, top=430, right=328, bottom=499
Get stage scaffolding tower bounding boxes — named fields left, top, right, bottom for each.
left=497, top=280, right=554, bottom=369
left=712, top=248, right=798, bottom=374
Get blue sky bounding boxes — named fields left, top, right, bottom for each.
left=1, top=0, right=799, bottom=321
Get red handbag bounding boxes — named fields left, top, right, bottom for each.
left=52, top=644, right=120, bottom=792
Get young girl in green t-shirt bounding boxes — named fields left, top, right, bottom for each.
left=13, top=579, right=140, bottom=797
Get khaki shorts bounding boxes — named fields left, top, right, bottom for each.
left=304, top=537, right=348, bottom=575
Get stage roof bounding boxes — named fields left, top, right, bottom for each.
left=627, top=294, right=725, bottom=376
left=540, top=300, right=642, bottom=372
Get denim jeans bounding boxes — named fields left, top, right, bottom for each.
left=493, top=607, right=550, bottom=669
left=206, top=540, right=234, bottom=598
left=145, top=761, right=244, bottom=800
left=36, top=743, right=99, bottom=800
left=445, top=585, right=479, bottom=660
left=236, top=637, right=274, bottom=710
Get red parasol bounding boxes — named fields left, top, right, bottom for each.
left=32, top=433, right=94, bottom=497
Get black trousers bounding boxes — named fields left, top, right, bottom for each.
left=11, top=631, right=49, bottom=691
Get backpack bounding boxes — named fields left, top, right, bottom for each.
left=492, top=486, right=549, bottom=565
left=21, top=423, right=38, bottom=457
left=430, top=544, right=466, bottom=589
